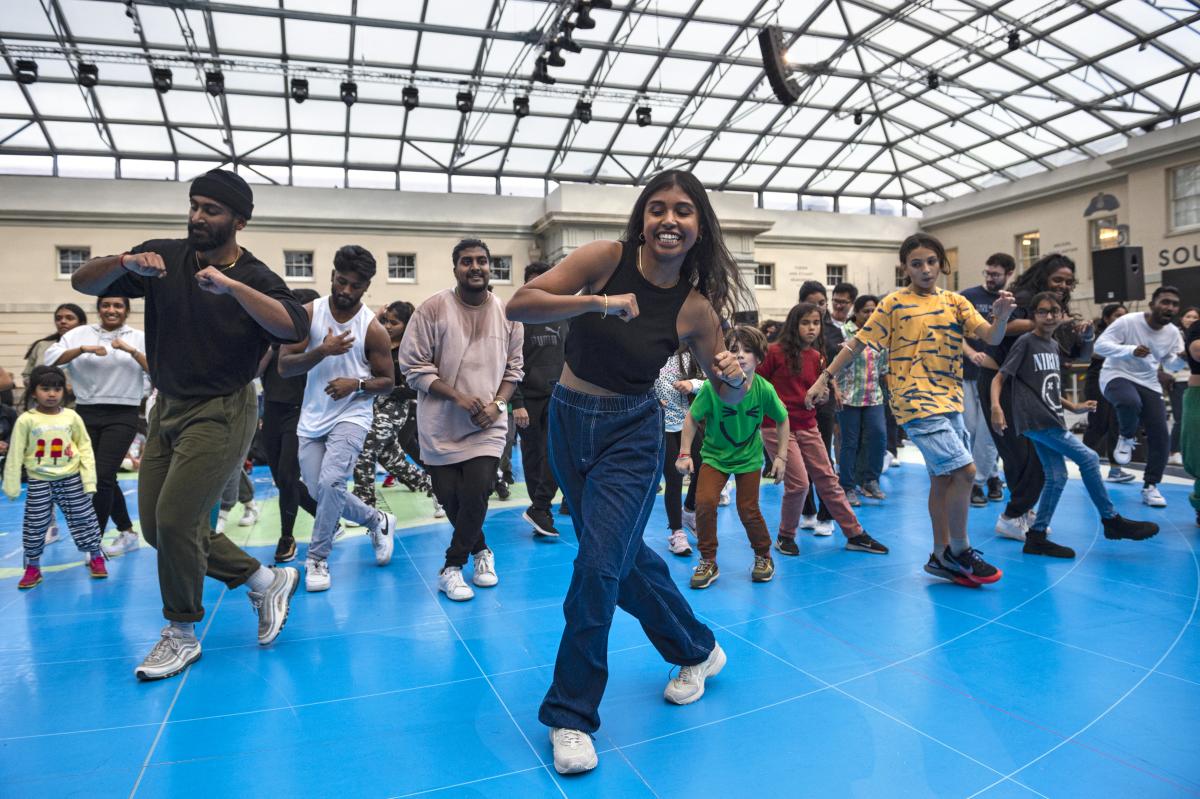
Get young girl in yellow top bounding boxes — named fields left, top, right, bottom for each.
left=4, top=366, right=105, bottom=589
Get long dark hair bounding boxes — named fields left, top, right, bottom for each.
left=1012, top=253, right=1079, bottom=356
left=777, top=302, right=825, bottom=375
left=25, top=303, right=88, bottom=360
left=621, top=170, right=748, bottom=323
left=1096, top=302, right=1126, bottom=333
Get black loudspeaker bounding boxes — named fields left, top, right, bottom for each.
left=758, top=26, right=801, bottom=105
left=733, top=310, right=760, bottom=326
left=1092, top=246, right=1145, bottom=303
left=1162, top=267, right=1200, bottom=309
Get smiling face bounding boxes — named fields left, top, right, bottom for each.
left=904, top=247, right=941, bottom=293
left=797, top=310, right=822, bottom=346
left=1046, top=266, right=1076, bottom=301
left=54, top=307, right=81, bottom=336
left=97, top=297, right=128, bottom=331
left=641, top=184, right=700, bottom=261
left=454, top=247, right=491, bottom=293
left=853, top=300, right=876, bottom=328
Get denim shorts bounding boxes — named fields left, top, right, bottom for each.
left=902, top=411, right=973, bottom=476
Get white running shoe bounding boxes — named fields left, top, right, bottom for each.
left=1142, top=485, right=1167, bottom=507
left=472, top=548, right=498, bottom=587
left=719, top=479, right=732, bottom=506
left=813, top=519, right=834, bottom=537
left=882, top=451, right=894, bottom=471
left=681, top=507, right=696, bottom=532
left=238, top=501, right=259, bottom=527
left=1114, top=436, right=1135, bottom=465
left=995, top=514, right=1027, bottom=541
left=433, top=498, right=446, bottom=519
left=370, top=512, right=396, bottom=566
left=667, top=529, right=692, bottom=555
left=1169, top=452, right=1183, bottom=466
left=134, top=627, right=201, bottom=681
left=44, top=521, right=60, bottom=545
left=799, top=515, right=818, bottom=530
left=305, top=557, right=331, bottom=592
left=438, top=566, right=474, bottom=601
left=664, top=642, right=726, bottom=705
left=550, top=728, right=598, bottom=775
left=103, top=529, right=140, bottom=557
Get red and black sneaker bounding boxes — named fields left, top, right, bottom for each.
left=18, top=565, right=43, bottom=590
left=941, top=546, right=1002, bottom=585
left=923, top=554, right=977, bottom=587
left=87, top=553, right=109, bottom=579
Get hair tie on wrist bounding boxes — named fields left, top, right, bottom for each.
left=602, top=295, right=608, bottom=318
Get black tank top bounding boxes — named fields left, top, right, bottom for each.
left=564, top=241, right=694, bottom=395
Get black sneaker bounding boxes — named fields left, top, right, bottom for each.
left=1102, top=514, right=1159, bottom=541
left=274, top=536, right=296, bottom=564
left=845, top=532, right=888, bottom=555
left=1022, top=530, right=1075, bottom=558
left=922, top=553, right=977, bottom=587
left=495, top=481, right=511, bottom=501
left=774, top=535, right=799, bottom=556
left=941, top=545, right=1002, bottom=585
left=523, top=508, right=560, bottom=538
left=970, top=485, right=987, bottom=507
left=987, top=477, right=1004, bottom=501
left=559, top=503, right=570, bottom=516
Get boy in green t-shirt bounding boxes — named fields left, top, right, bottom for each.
left=679, top=326, right=788, bottom=588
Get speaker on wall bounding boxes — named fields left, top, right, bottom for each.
left=1162, top=267, right=1200, bottom=309
left=1092, top=246, right=1145, bottom=303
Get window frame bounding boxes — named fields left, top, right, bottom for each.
left=826, top=263, right=846, bottom=288
left=490, top=255, right=513, bottom=285
left=1169, top=162, right=1200, bottom=234
left=56, top=246, right=91, bottom=280
left=753, top=262, right=775, bottom=290
left=283, top=250, right=315, bottom=282
left=1015, top=231, right=1040, bottom=272
left=387, top=252, right=417, bottom=284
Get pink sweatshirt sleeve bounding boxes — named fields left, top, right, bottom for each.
left=395, top=295, right=442, bottom=395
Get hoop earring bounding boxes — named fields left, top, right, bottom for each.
left=638, top=233, right=646, bottom=243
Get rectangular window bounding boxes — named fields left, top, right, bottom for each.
left=754, top=262, right=774, bottom=289
left=1171, top=162, right=1200, bottom=231
left=895, top=265, right=906, bottom=288
left=284, top=251, right=314, bottom=280
left=491, top=255, right=512, bottom=284
left=1090, top=216, right=1120, bottom=250
left=826, top=264, right=846, bottom=287
left=57, top=247, right=90, bottom=278
left=388, top=253, right=416, bottom=283
left=1016, top=231, right=1040, bottom=271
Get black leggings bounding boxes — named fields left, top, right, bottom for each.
left=262, top=401, right=317, bottom=539
left=78, top=403, right=138, bottom=533
left=661, top=430, right=684, bottom=530
left=978, top=368, right=1044, bottom=518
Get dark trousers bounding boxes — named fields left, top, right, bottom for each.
left=140, top=386, right=261, bottom=623
left=429, top=456, right=497, bottom=568
left=78, top=403, right=138, bottom=533
left=660, top=429, right=684, bottom=530
left=1083, top=376, right=1119, bottom=462
left=1103, top=377, right=1169, bottom=486
left=262, top=401, right=317, bottom=539
left=837, top=404, right=886, bottom=489
left=978, top=368, right=1044, bottom=518
left=683, top=430, right=704, bottom=512
left=1171, top=380, right=1186, bottom=454
left=539, top=384, right=713, bottom=734
left=803, top=404, right=836, bottom=520
left=518, top=394, right=558, bottom=512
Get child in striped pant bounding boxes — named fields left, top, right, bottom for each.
left=4, top=366, right=105, bottom=589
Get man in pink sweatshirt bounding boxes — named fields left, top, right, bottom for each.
left=396, top=238, right=524, bottom=602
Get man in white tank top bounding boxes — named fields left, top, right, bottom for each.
left=278, top=246, right=397, bottom=592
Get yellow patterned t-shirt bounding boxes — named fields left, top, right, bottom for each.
left=853, top=287, right=989, bottom=425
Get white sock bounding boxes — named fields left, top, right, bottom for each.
left=169, top=620, right=196, bottom=638
left=247, top=566, right=275, bottom=593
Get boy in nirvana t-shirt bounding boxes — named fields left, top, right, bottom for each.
left=992, top=291, right=1157, bottom=557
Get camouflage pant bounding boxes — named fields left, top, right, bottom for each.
left=352, top=394, right=431, bottom=507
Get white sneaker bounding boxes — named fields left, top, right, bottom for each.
left=995, top=514, right=1027, bottom=541
left=664, top=642, right=726, bottom=705
left=813, top=519, right=834, bottom=537
left=370, top=512, right=396, bottom=566
left=799, top=515, right=818, bottom=530
left=681, top=507, right=696, bottom=532
left=549, top=728, right=598, bottom=775
left=44, top=521, right=60, bottom=544
left=238, top=502, right=259, bottom=527
left=667, top=529, right=692, bottom=555
left=438, top=566, right=474, bottom=601
left=719, top=480, right=732, bottom=506
left=1169, top=452, right=1183, bottom=466
left=305, top=557, right=331, bottom=592
left=472, top=548, right=498, bottom=587
left=433, top=498, right=446, bottom=519
left=1114, top=436, right=1135, bottom=465
left=134, top=627, right=202, bottom=681
left=883, top=451, right=894, bottom=471
left=215, top=509, right=229, bottom=535
left=1142, top=485, right=1167, bottom=507
left=103, top=529, right=139, bottom=557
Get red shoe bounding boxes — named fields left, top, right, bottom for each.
left=87, top=554, right=108, bottom=579
left=382, top=475, right=396, bottom=488
left=18, top=565, right=42, bottom=590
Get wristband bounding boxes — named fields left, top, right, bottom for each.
left=602, top=295, right=609, bottom=318
left=676, top=454, right=691, bottom=460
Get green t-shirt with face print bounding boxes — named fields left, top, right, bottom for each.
left=690, top=373, right=788, bottom=475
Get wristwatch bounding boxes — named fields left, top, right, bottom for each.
left=494, top=398, right=507, bottom=414
left=357, top=379, right=366, bottom=393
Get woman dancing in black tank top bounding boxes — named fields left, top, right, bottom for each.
left=507, top=170, right=750, bottom=775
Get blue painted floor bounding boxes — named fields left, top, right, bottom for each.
left=1, top=454, right=1198, bottom=798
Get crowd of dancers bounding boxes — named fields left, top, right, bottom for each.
left=6, top=168, right=1197, bottom=777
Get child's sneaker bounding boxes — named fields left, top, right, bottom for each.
left=751, top=555, right=774, bottom=582
left=814, top=519, right=835, bottom=537
left=667, top=529, right=692, bottom=555
left=87, top=553, right=109, bottom=578
left=922, top=553, right=976, bottom=587
left=1022, top=530, right=1075, bottom=559
left=382, top=474, right=397, bottom=489
left=690, top=559, right=719, bottom=589
left=1102, top=514, right=1159, bottom=541
left=1106, top=466, right=1136, bottom=483
left=970, top=485, right=987, bottom=507
left=18, top=565, right=42, bottom=590
left=845, top=532, right=888, bottom=554
left=940, top=545, right=1002, bottom=585
left=103, top=529, right=139, bottom=557
left=774, top=535, right=799, bottom=556
left=719, top=481, right=732, bottom=506
left=799, top=515, right=818, bottom=530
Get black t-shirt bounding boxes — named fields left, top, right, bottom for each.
left=985, top=289, right=1031, bottom=369
left=1000, top=332, right=1064, bottom=434
left=106, top=239, right=308, bottom=399
left=1187, top=320, right=1200, bottom=375
left=261, top=345, right=307, bottom=406
left=959, top=285, right=999, bottom=380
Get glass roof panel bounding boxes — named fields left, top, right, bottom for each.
left=107, top=124, right=172, bottom=154
left=283, top=18, right=351, bottom=60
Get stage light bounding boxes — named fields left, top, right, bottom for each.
left=853, top=110, right=862, bottom=125
left=151, top=67, right=173, bottom=94
left=457, top=88, right=474, bottom=114
left=290, top=77, right=309, bottom=103
left=636, top=106, right=651, bottom=127
left=15, top=59, right=38, bottom=85
left=340, top=80, right=357, bottom=106
left=926, top=72, right=939, bottom=90
left=514, top=95, right=530, bottom=118
left=575, top=99, right=592, bottom=123
left=402, top=85, right=419, bottom=110
left=533, top=57, right=555, bottom=85
left=547, top=46, right=566, bottom=68
left=77, top=62, right=99, bottom=88
left=574, top=5, right=596, bottom=30
left=558, top=25, right=582, bottom=53
left=758, top=26, right=801, bottom=106
left=1007, top=31, right=1020, bottom=51
left=205, top=70, right=224, bottom=96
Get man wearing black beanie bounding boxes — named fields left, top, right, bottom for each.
left=71, top=168, right=310, bottom=681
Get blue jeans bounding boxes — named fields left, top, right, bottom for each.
left=1024, top=427, right=1115, bottom=532
left=539, top=384, right=715, bottom=734
left=837, top=404, right=885, bottom=489
left=298, top=422, right=380, bottom=561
